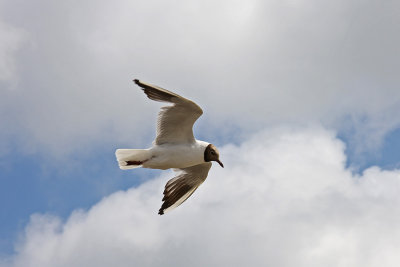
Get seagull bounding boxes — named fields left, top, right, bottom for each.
left=115, top=79, right=224, bottom=215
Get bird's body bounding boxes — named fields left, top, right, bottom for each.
left=117, top=140, right=210, bottom=170
left=115, top=79, right=223, bottom=215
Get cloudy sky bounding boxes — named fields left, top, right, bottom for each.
left=1, top=0, right=400, bottom=266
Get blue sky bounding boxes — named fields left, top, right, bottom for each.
left=1, top=1, right=400, bottom=266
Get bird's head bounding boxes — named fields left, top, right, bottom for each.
left=204, top=144, right=224, bottom=168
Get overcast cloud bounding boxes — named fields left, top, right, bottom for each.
left=4, top=127, right=400, bottom=267
left=0, top=19, right=26, bottom=83
left=1, top=0, right=400, bottom=158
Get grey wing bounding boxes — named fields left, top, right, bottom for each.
left=134, top=79, right=203, bottom=145
left=158, top=162, right=212, bottom=215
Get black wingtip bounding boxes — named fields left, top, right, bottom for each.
left=133, top=79, right=147, bottom=92
left=158, top=209, right=164, bottom=215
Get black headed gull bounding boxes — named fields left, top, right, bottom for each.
left=116, top=79, right=223, bottom=215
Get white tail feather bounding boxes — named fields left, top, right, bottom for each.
left=115, top=149, right=151, bottom=170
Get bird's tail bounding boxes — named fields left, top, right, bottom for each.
left=115, top=149, right=152, bottom=170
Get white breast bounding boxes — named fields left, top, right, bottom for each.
left=143, top=140, right=209, bottom=170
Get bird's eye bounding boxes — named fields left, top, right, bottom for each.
left=211, top=151, right=216, bottom=155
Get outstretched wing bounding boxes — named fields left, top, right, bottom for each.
left=134, top=79, right=203, bottom=145
left=159, top=162, right=212, bottom=215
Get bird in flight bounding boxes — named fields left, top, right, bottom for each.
left=116, top=79, right=224, bottom=215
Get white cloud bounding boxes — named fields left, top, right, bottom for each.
left=1, top=0, right=400, bottom=158
left=0, top=20, right=26, bottom=83
left=8, top=126, right=400, bottom=267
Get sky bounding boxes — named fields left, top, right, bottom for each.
left=1, top=0, right=400, bottom=266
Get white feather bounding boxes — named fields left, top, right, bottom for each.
left=115, top=149, right=151, bottom=169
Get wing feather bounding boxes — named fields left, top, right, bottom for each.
left=159, top=162, right=212, bottom=215
left=134, top=79, right=203, bottom=145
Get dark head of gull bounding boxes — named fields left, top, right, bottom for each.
left=204, top=144, right=224, bottom=168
